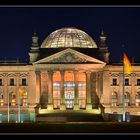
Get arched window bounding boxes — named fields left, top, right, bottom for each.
left=136, top=92, right=140, bottom=106
left=124, top=92, right=130, bottom=106
left=111, top=92, right=117, bottom=106
left=0, top=91, right=3, bottom=99
left=22, top=92, right=28, bottom=107
left=9, top=92, right=16, bottom=106
left=0, top=92, right=4, bottom=107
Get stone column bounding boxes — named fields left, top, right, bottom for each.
left=102, top=70, right=111, bottom=112
left=86, top=71, right=92, bottom=109
left=35, top=71, right=41, bottom=104
left=86, top=71, right=91, bottom=104
left=98, top=71, right=105, bottom=113
left=40, top=72, right=48, bottom=109
left=47, top=71, right=53, bottom=110
left=92, top=72, right=99, bottom=109
left=60, top=71, right=65, bottom=104
left=97, top=72, right=100, bottom=98
left=60, top=71, right=65, bottom=110
left=74, top=71, right=79, bottom=110
left=74, top=71, right=78, bottom=104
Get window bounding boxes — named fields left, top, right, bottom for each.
left=125, top=79, right=129, bottom=86
left=0, top=79, right=2, bottom=86
left=111, top=92, right=117, bottom=106
left=53, top=82, right=60, bottom=109
left=136, top=92, right=140, bottom=106
left=12, top=94, right=16, bottom=99
left=53, top=82, right=60, bottom=98
left=78, top=82, right=86, bottom=109
left=0, top=99, right=4, bottom=106
left=112, top=92, right=117, bottom=99
left=136, top=93, right=140, bottom=99
left=125, top=92, right=130, bottom=99
left=124, top=92, right=130, bottom=106
left=10, top=78, right=14, bottom=86
left=112, top=79, right=117, bottom=85
left=78, top=83, right=86, bottom=98
left=0, top=92, right=4, bottom=107
left=64, top=82, right=75, bottom=99
left=22, top=78, right=26, bottom=86
left=9, top=92, right=16, bottom=106
left=53, top=100, right=60, bottom=109
left=0, top=92, right=3, bottom=99
left=22, top=92, right=28, bottom=107
left=137, top=79, right=140, bottom=86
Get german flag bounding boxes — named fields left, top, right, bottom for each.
left=123, top=52, right=132, bottom=74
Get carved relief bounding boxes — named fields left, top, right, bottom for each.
left=49, top=52, right=88, bottom=63
left=113, top=87, right=118, bottom=92
left=109, top=72, right=136, bottom=77
left=125, top=73, right=133, bottom=77
left=110, top=73, right=120, bottom=77
left=19, top=73, right=28, bottom=77
left=7, top=74, right=17, bottom=78
left=125, top=87, right=131, bottom=93
left=131, top=73, right=137, bottom=77
left=0, top=74, right=5, bottom=77
left=8, top=87, right=15, bottom=93
left=134, top=73, right=140, bottom=77
left=111, top=72, right=129, bottom=77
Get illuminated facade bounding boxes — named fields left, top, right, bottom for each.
left=0, top=27, right=140, bottom=122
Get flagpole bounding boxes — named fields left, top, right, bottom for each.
left=122, top=59, right=126, bottom=122
left=122, top=46, right=132, bottom=122
left=18, top=91, right=20, bottom=123
left=7, top=92, right=9, bottom=123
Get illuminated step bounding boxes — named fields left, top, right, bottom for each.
left=39, top=108, right=101, bottom=114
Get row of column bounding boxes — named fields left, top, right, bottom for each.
left=36, top=70, right=92, bottom=106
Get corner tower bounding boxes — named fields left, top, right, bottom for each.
left=29, top=32, right=40, bottom=63
left=98, top=30, right=110, bottom=63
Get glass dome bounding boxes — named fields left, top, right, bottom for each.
left=41, top=27, right=97, bottom=48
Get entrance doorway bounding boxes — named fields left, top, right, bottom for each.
left=64, top=82, right=75, bottom=109
left=65, top=100, right=73, bottom=109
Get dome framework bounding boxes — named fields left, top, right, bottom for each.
left=41, top=27, right=97, bottom=48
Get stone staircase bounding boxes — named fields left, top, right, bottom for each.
left=36, top=110, right=104, bottom=123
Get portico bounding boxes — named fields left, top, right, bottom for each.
left=34, top=65, right=105, bottom=113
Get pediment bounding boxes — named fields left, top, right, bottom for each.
left=34, top=48, right=105, bottom=64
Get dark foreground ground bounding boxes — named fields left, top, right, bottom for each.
left=0, top=122, right=140, bottom=133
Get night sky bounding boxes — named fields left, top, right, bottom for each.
left=0, top=6, right=140, bottom=62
